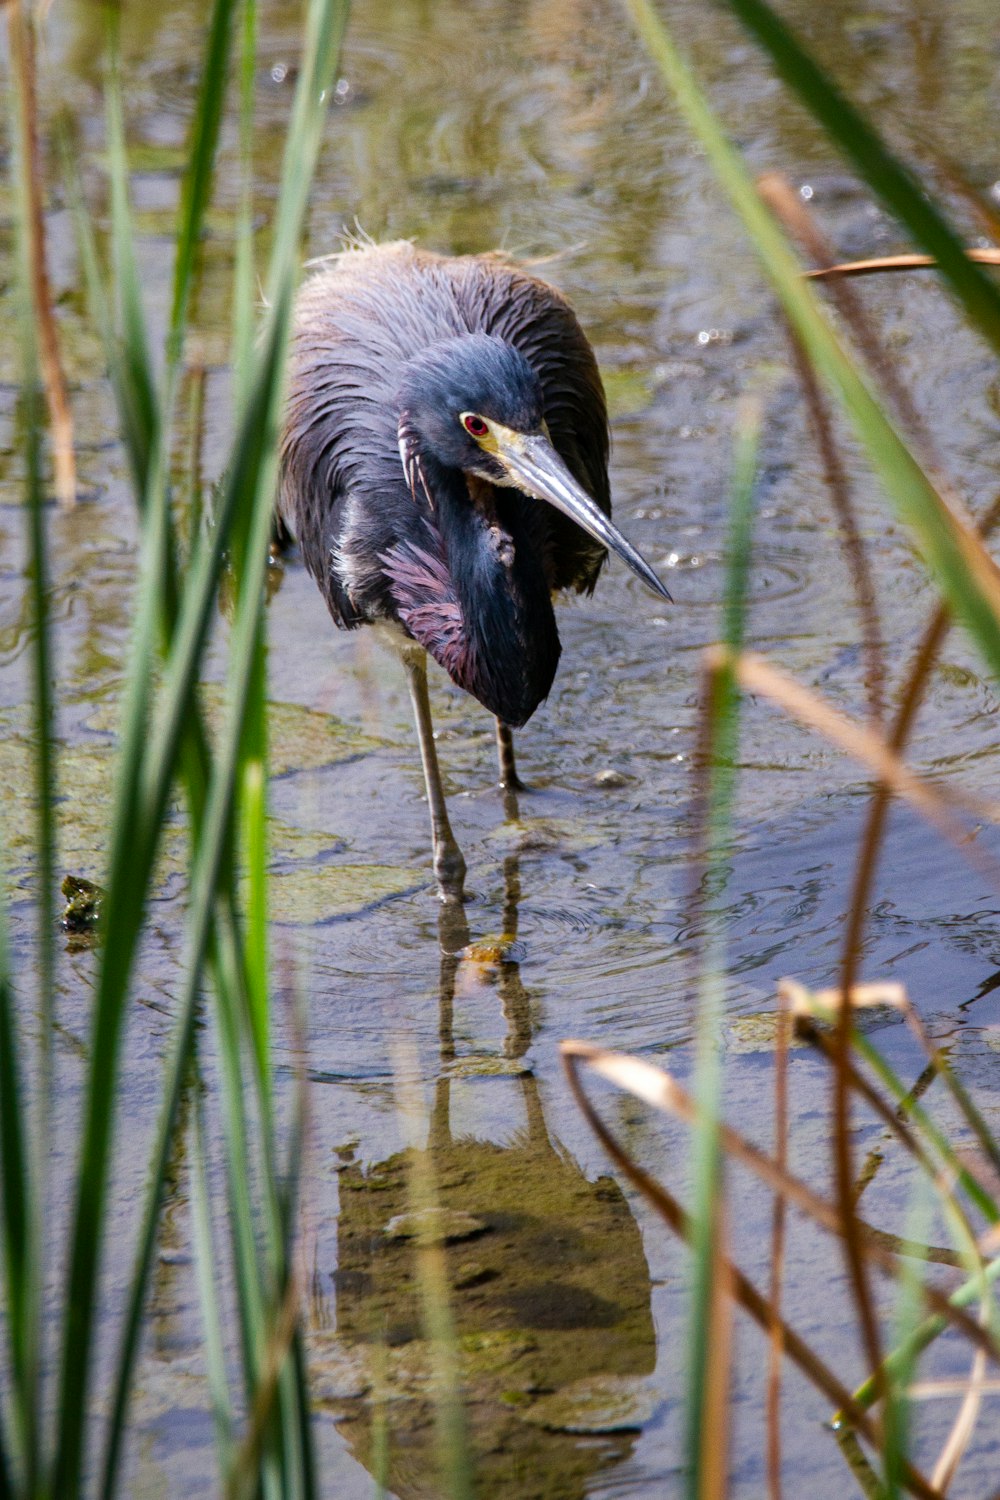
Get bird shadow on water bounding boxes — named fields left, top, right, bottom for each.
left=312, top=837, right=661, bottom=1500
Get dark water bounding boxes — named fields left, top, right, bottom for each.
left=2, top=0, right=1000, bottom=1493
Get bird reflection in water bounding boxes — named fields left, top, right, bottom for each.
left=312, top=850, right=657, bottom=1499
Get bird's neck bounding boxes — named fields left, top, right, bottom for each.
left=387, top=458, right=561, bottom=728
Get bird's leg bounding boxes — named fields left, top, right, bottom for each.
left=403, top=647, right=467, bottom=902
left=495, top=719, right=526, bottom=794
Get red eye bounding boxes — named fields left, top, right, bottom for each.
left=463, top=414, right=489, bottom=438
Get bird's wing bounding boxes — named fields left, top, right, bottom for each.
left=279, top=247, right=435, bottom=627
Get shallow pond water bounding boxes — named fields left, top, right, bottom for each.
left=3, top=0, right=1000, bottom=1494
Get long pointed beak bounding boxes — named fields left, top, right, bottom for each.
left=493, top=429, right=672, bottom=602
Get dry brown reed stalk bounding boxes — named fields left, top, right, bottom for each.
left=807, top=249, right=1000, bottom=281
left=886, top=984, right=1000, bottom=1184
left=853, top=1061, right=938, bottom=1208
left=814, top=498, right=1000, bottom=1453
left=930, top=1341, right=987, bottom=1493
left=766, top=1003, right=790, bottom=1500
left=834, top=493, right=1000, bottom=1185
left=563, top=1041, right=1000, bottom=1354
left=783, top=327, right=886, bottom=724
left=791, top=980, right=1000, bottom=1488
left=5, top=0, right=76, bottom=506
left=761, top=172, right=948, bottom=456
left=559, top=1041, right=945, bottom=1500
left=721, top=631, right=1000, bottom=1403
left=908, top=1378, right=1000, bottom=1398
left=183, top=358, right=209, bottom=544
left=706, top=647, right=1000, bottom=878
left=785, top=1005, right=993, bottom=1285
left=565, top=1035, right=1000, bottom=1496
left=923, top=154, right=1000, bottom=249
left=757, top=174, right=888, bottom=728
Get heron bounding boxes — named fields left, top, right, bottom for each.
left=279, top=241, right=670, bottom=902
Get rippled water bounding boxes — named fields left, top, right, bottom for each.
left=3, top=0, right=1000, bottom=1493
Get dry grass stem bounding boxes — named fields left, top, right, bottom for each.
left=766, top=1006, right=790, bottom=1500
left=766, top=173, right=1000, bottom=1386
left=908, top=1377, right=1000, bottom=1400
left=565, top=1041, right=999, bottom=1323
left=930, top=1343, right=987, bottom=1493
left=779, top=979, right=908, bottom=1016
left=711, top=646, right=1000, bottom=884
left=559, top=1041, right=944, bottom=1499
left=806, top=249, right=1000, bottom=280
left=759, top=171, right=938, bottom=455
left=7, top=0, right=76, bottom=506
left=785, top=329, right=886, bottom=723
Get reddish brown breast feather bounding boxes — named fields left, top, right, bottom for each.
left=380, top=537, right=474, bottom=683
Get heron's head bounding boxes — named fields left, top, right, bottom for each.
left=396, top=334, right=670, bottom=600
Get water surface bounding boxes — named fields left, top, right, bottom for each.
left=3, top=1, right=1000, bottom=1493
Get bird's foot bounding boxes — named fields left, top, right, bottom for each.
left=433, top=839, right=468, bottom=904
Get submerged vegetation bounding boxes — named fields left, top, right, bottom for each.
left=1, top=0, right=1000, bottom=1496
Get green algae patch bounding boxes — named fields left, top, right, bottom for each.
left=462, top=933, right=519, bottom=966
left=601, top=367, right=654, bottom=419
left=485, top=814, right=604, bottom=858
left=259, top=695, right=385, bottom=776
left=383, top=1206, right=488, bottom=1244
left=85, top=686, right=384, bottom=777
left=725, top=1004, right=905, bottom=1055
left=0, top=732, right=186, bottom=896
left=514, top=1374, right=660, bottom=1434
left=445, top=1054, right=533, bottom=1079
left=723, top=1011, right=811, bottom=1055
left=0, top=719, right=409, bottom=925
left=259, top=862, right=419, bottom=925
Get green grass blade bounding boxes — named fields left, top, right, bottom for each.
left=724, top=0, right=1000, bottom=356
left=166, top=0, right=239, bottom=373
left=239, top=641, right=271, bottom=1089
left=190, top=1065, right=237, bottom=1472
left=264, top=0, right=349, bottom=304
left=55, top=3, right=345, bottom=1489
left=623, top=0, right=1000, bottom=711
left=880, top=1183, right=934, bottom=1500
left=232, top=0, right=259, bottom=406
left=95, top=301, right=290, bottom=1492
left=685, top=398, right=759, bottom=1492
left=848, top=1248, right=1000, bottom=1418
left=5, top=28, right=63, bottom=1482
left=49, top=494, right=167, bottom=1496
left=0, top=899, right=31, bottom=1489
left=54, top=26, right=249, bottom=1448
left=96, top=979, right=202, bottom=1500
left=0, top=1419, right=12, bottom=1498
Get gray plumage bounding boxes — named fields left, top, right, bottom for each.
left=279, top=241, right=609, bottom=678
left=277, top=239, right=670, bottom=897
